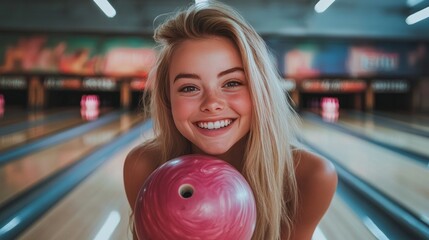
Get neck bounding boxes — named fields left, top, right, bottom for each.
left=191, top=135, right=248, bottom=171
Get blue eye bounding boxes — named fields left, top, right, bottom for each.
left=224, top=81, right=242, bottom=88
left=179, top=86, right=198, bottom=92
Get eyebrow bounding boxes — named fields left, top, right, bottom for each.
left=173, top=67, right=244, bottom=82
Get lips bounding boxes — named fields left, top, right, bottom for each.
left=196, top=119, right=233, bottom=130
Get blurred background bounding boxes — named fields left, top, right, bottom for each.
left=0, top=0, right=428, bottom=239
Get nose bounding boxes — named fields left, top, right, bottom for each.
left=200, top=91, right=225, bottom=113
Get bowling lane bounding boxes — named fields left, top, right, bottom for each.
left=346, top=111, right=429, bottom=136
left=0, top=112, right=143, bottom=205
left=331, top=113, right=429, bottom=160
left=317, top=196, right=376, bottom=240
left=0, top=108, right=73, bottom=127
left=0, top=109, right=108, bottom=152
left=18, top=131, right=153, bottom=240
left=0, top=108, right=114, bottom=152
left=0, top=108, right=33, bottom=126
left=300, top=119, right=429, bottom=226
left=18, top=126, right=375, bottom=240
left=373, top=111, right=429, bottom=128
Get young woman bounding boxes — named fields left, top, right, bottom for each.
left=124, top=1, right=337, bottom=239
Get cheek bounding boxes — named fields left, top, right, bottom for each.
left=229, top=91, right=253, bottom=115
left=170, top=97, right=197, bottom=122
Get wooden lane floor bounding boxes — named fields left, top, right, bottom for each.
left=0, top=109, right=88, bottom=151
left=0, top=117, right=82, bottom=151
left=0, top=108, right=32, bottom=126
left=317, top=196, right=376, bottom=240
left=375, top=111, right=429, bottom=125
left=0, top=108, right=114, bottom=152
left=0, top=112, right=144, bottom=206
left=17, top=129, right=376, bottom=240
left=333, top=113, right=429, bottom=160
left=301, top=119, right=429, bottom=226
left=361, top=111, right=429, bottom=133
left=0, top=108, right=75, bottom=127
left=17, top=133, right=150, bottom=240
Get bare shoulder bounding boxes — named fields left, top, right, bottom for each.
left=290, top=149, right=338, bottom=240
left=123, top=144, right=161, bottom=209
left=293, top=149, right=337, bottom=185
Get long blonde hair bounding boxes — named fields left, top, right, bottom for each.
left=143, top=1, right=299, bottom=239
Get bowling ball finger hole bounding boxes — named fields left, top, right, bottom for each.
left=179, top=184, right=194, bottom=199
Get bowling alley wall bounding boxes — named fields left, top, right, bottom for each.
left=0, top=32, right=156, bottom=110
left=1, top=32, right=429, bottom=112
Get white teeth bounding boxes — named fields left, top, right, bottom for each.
left=197, top=120, right=232, bottom=130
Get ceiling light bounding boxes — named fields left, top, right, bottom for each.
left=314, top=0, right=336, bottom=13
left=93, top=0, right=116, bottom=18
left=406, top=6, right=429, bottom=25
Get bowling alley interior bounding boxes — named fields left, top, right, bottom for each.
left=0, top=0, right=429, bottom=239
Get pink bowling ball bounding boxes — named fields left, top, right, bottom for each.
left=134, top=154, right=257, bottom=240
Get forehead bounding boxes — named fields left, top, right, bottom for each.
left=169, top=36, right=243, bottom=74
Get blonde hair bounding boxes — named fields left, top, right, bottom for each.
left=143, top=1, right=299, bottom=239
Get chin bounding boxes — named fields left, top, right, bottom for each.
left=203, top=149, right=228, bottom=157
left=198, top=146, right=229, bottom=157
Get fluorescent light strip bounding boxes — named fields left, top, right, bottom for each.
left=314, top=0, right=336, bottom=13
left=93, top=0, right=116, bottom=18
left=93, top=211, right=121, bottom=240
left=406, top=6, right=429, bottom=25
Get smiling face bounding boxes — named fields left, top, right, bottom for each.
left=169, top=36, right=252, bottom=157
